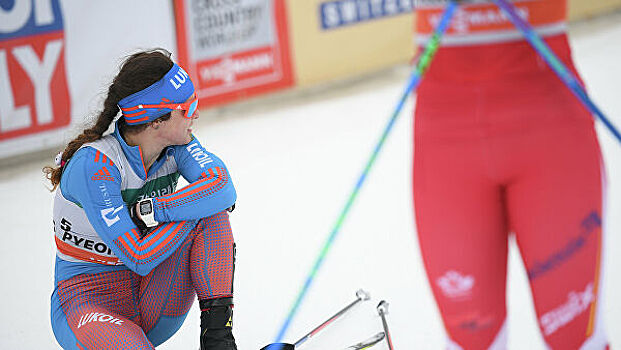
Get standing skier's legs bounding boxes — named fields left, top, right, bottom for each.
left=414, top=127, right=509, bottom=349
left=506, top=119, right=608, bottom=349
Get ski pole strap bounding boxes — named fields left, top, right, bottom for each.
left=491, top=0, right=621, bottom=143
left=273, top=1, right=459, bottom=344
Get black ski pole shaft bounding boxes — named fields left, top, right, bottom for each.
left=377, top=301, right=394, bottom=350
left=294, top=289, right=371, bottom=348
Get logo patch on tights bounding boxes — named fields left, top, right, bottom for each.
left=77, top=312, right=124, bottom=329
left=528, top=211, right=601, bottom=280
left=436, top=270, right=475, bottom=299
left=539, top=282, right=594, bottom=336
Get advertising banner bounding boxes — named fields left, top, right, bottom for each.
left=0, top=0, right=619, bottom=161
left=173, top=0, right=294, bottom=107
left=287, top=0, right=414, bottom=87
left=0, top=0, right=70, bottom=142
left=569, top=0, right=621, bottom=20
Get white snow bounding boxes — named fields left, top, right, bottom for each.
left=1, top=12, right=620, bottom=350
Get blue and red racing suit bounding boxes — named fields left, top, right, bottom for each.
left=413, top=1, right=608, bottom=349
left=50, top=123, right=237, bottom=349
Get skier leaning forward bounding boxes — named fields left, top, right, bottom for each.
left=45, top=49, right=238, bottom=350
left=413, top=0, right=608, bottom=349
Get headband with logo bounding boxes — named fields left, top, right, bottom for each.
left=118, top=63, right=195, bottom=125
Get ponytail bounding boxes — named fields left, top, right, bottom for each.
left=43, top=86, right=120, bottom=190
left=43, top=48, right=174, bottom=191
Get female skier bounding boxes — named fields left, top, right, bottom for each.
left=44, top=49, right=238, bottom=350
left=413, top=1, right=608, bottom=348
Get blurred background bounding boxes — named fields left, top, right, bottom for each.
left=1, top=0, right=620, bottom=349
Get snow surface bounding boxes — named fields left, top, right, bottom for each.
left=1, top=12, right=620, bottom=350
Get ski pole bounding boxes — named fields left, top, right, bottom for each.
left=273, top=1, right=459, bottom=343
left=260, top=344, right=294, bottom=350
left=294, top=289, right=371, bottom=348
left=491, top=0, right=621, bottom=143
left=344, top=331, right=386, bottom=350
left=377, top=301, right=394, bottom=350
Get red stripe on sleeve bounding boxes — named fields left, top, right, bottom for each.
left=157, top=168, right=224, bottom=203
left=118, top=222, right=186, bottom=260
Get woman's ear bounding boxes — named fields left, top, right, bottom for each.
left=151, top=119, right=162, bottom=130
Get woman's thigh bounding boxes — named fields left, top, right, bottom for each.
left=138, top=230, right=195, bottom=346
left=413, top=132, right=510, bottom=349
left=51, top=271, right=152, bottom=350
left=137, top=212, right=236, bottom=346
left=507, top=122, right=606, bottom=348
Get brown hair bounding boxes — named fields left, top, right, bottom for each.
left=43, top=48, right=174, bottom=190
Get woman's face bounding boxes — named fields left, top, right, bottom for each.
left=159, top=94, right=199, bottom=145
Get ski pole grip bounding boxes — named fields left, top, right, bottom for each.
left=355, top=289, right=371, bottom=301
left=377, top=300, right=389, bottom=315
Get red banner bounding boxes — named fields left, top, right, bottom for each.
left=0, top=0, right=70, bottom=141
left=173, top=0, right=294, bottom=107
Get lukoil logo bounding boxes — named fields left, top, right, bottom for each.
left=540, top=282, right=594, bottom=335
left=77, top=312, right=124, bottom=329
left=169, top=66, right=189, bottom=90
left=186, top=141, right=214, bottom=168
left=436, top=270, right=475, bottom=299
